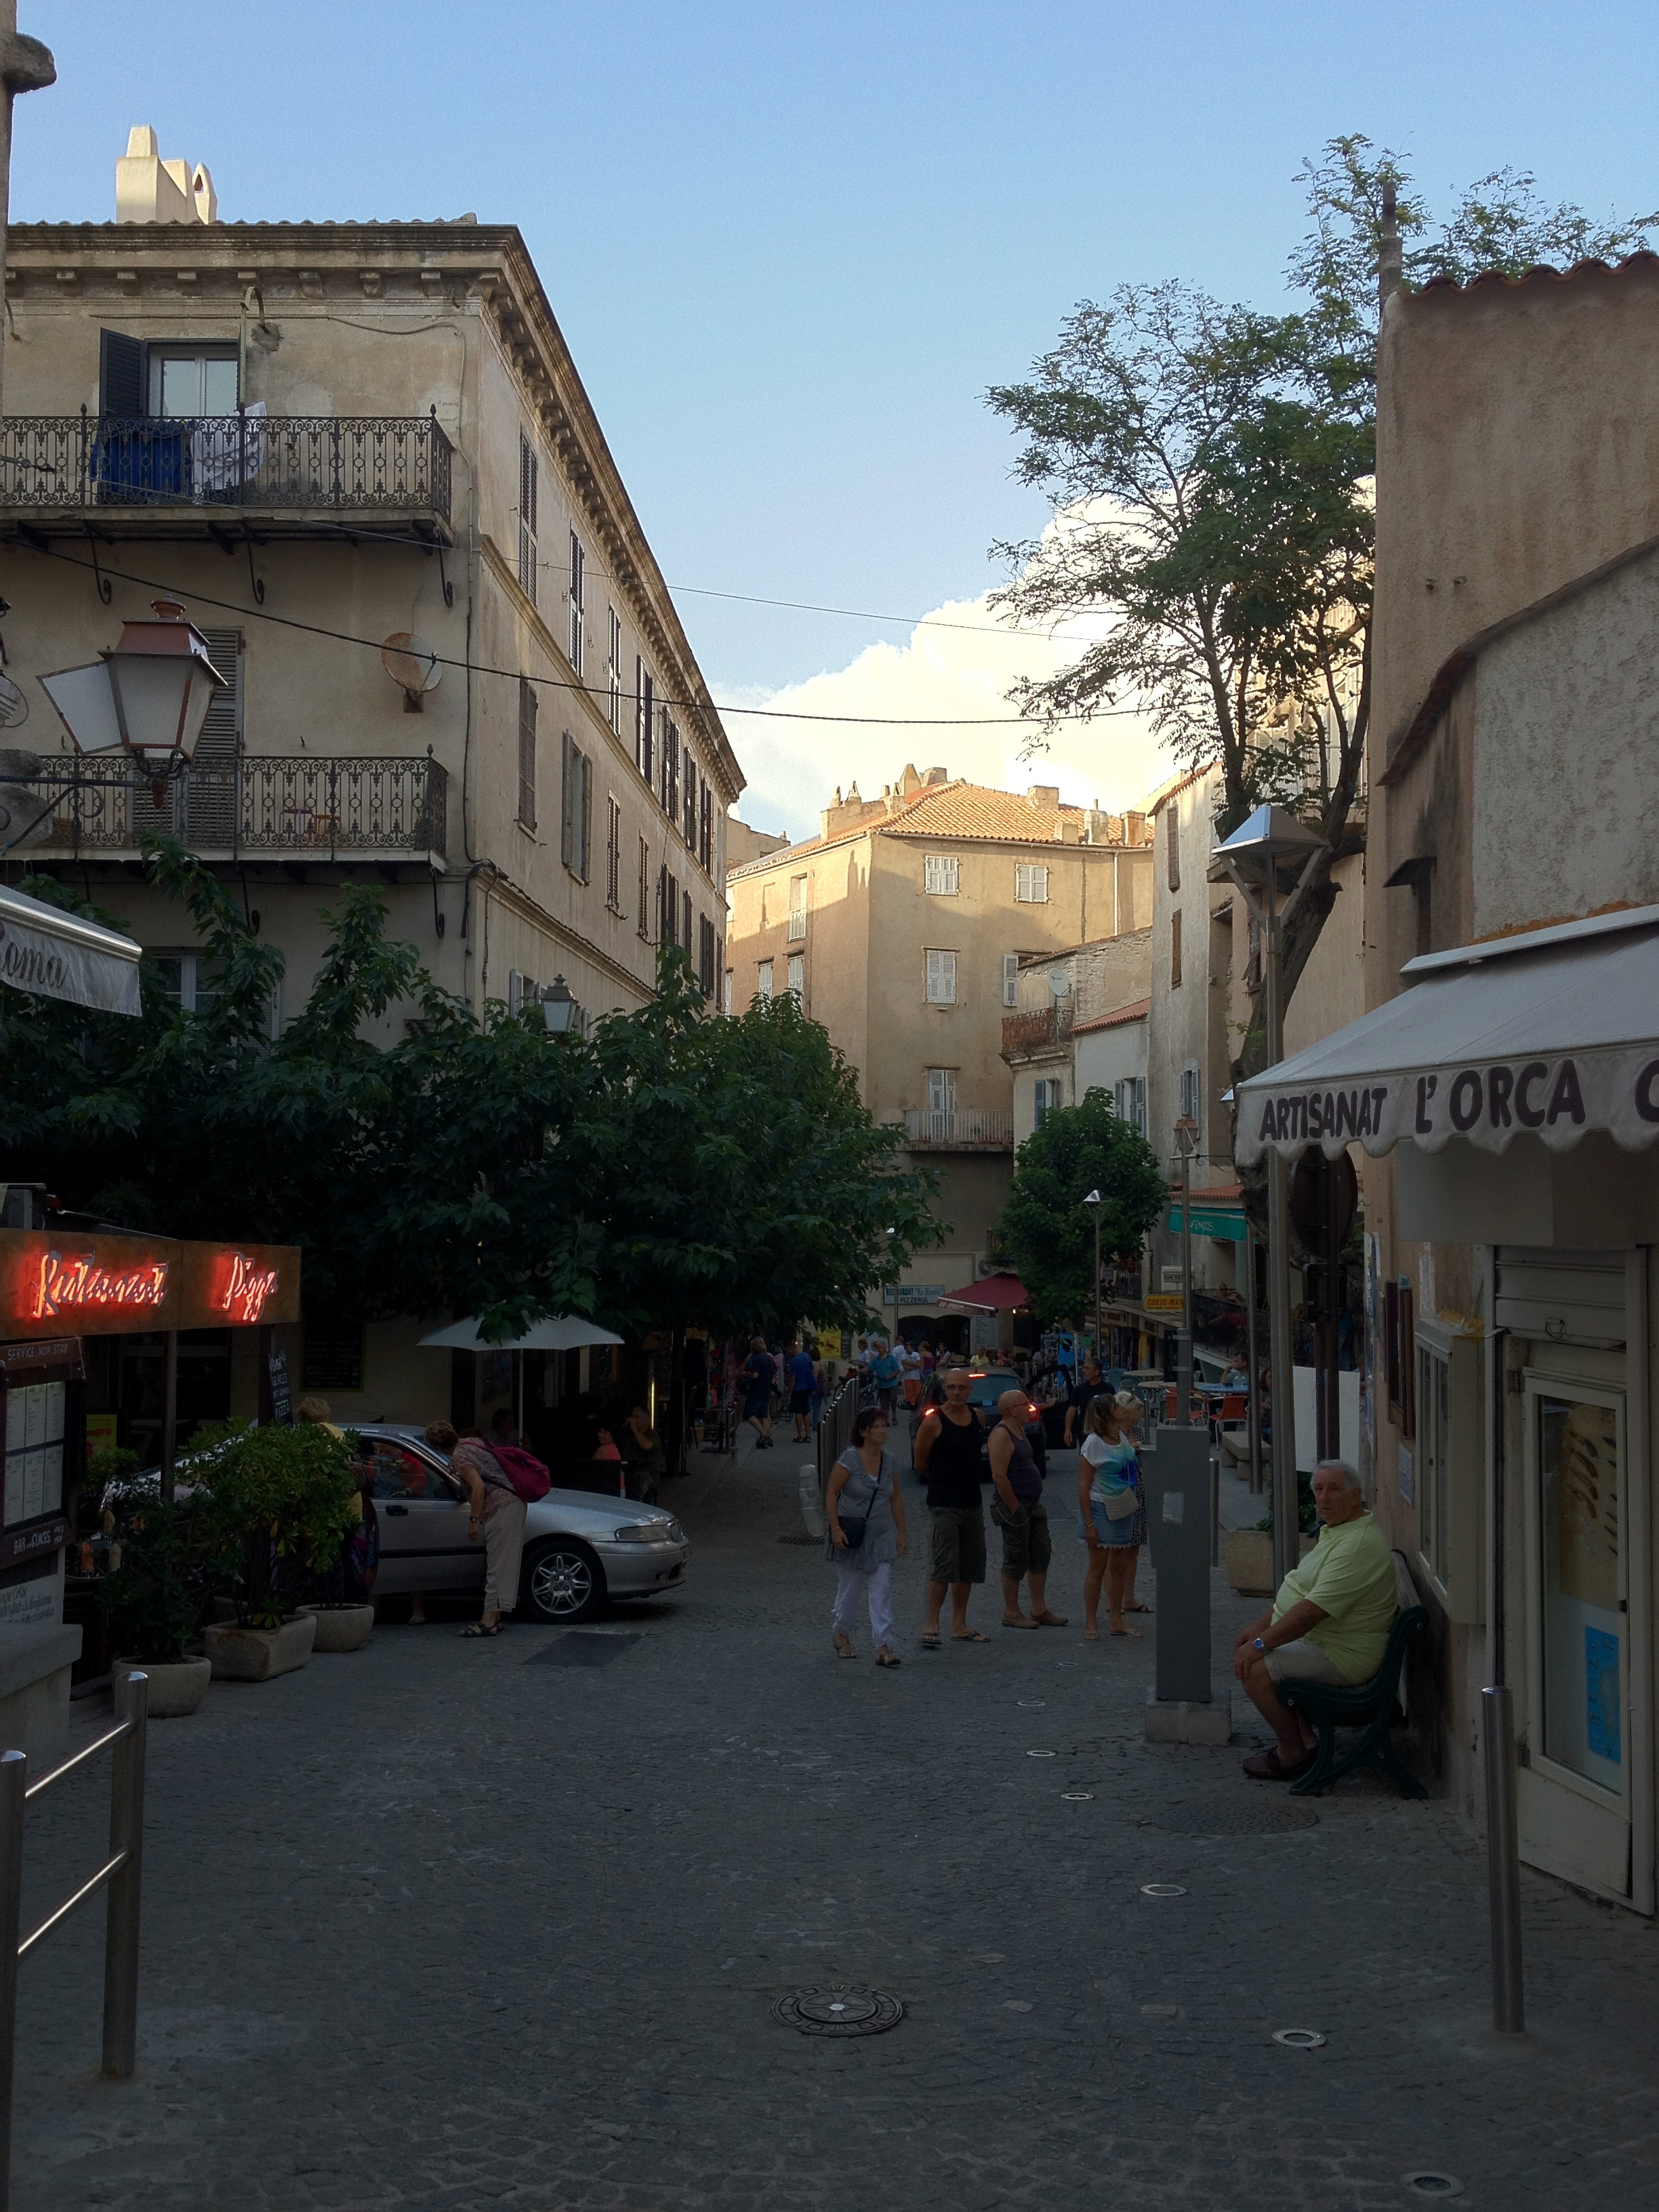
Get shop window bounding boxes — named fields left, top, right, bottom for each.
left=1528, top=1375, right=1625, bottom=1798
left=1413, top=1320, right=1484, bottom=1622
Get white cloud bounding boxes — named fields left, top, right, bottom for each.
left=713, top=532, right=1179, bottom=843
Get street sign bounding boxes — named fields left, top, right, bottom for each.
left=1144, top=1293, right=1185, bottom=1313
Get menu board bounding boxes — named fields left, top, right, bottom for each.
left=3, top=1379, right=64, bottom=1529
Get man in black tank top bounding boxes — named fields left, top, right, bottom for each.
left=912, top=1365, right=990, bottom=1646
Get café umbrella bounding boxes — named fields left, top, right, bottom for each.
left=418, top=1315, right=626, bottom=1351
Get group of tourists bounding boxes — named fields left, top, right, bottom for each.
left=738, top=1334, right=834, bottom=1448
left=822, top=1358, right=1153, bottom=1663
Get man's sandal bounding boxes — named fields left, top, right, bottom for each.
left=459, top=1623, right=501, bottom=1638
left=1242, top=1746, right=1317, bottom=1781
left=920, top=1630, right=941, bottom=1649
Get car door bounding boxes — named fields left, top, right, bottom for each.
left=367, top=1441, right=483, bottom=1595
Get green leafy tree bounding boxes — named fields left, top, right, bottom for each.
left=987, top=136, right=1657, bottom=1068
left=191, top=1418, right=361, bottom=1629
left=997, top=1090, right=1166, bottom=1328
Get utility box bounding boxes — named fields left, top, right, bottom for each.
left=1141, top=1424, right=1231, bottom=1743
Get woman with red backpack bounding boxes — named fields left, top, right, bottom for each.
left=424, top=1421, right=548, bottom=1637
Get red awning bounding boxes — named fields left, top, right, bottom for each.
left=937, top=1271, right=1028, bottom=1313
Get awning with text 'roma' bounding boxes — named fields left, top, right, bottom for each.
left=1235, top=905, right=1659, bottom=1168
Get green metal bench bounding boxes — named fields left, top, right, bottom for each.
left=1277, top=1605, right=1430, bottom=1799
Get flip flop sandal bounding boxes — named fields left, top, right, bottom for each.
left=920, top=1631, right=942, bottom=1649
left=459, top=1623, right=501, bottom=1638
left=952, top=1630, right=992, bottom=1643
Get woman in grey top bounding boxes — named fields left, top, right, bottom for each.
left=826, top=1406, right=909, bottom=1667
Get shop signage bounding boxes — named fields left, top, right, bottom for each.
left=1144, top=1293, right=1185, bottom=1314
left=0, top=1336, right=83, bottom=1382
left=0, top=1229, right=300, bottom=1341
left=882, top=1284, right=947, bottom=1306
left=1168, top=1206, right=1246, bottom=1244
left=1, top=1515, right=68, bottom=1568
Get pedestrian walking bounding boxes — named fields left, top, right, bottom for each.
left=987, top=1388, right=1067, bottom=1631
left=898, top=1337, right=923, bottom=1412
left=871, top=1338, right=901, bottom=1419
left=1077, top=1391, right=1147, bottom=1638
left=622, top=1404, right=665, bottom=1501
left=741, top=1335, right=777, bottom=1448
left=826, top=1406, right=908, bottom=1667
left=1062, top=1355, right=1103, bottom=1446
left=914, top=1362, right=990, bottom=1647
left=787, top=1339, right=817, bottom=1442
left=425, top=1422, right=527, bottom=1637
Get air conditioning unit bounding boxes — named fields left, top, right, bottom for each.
left=977, top=1255, right=999, bottom=1277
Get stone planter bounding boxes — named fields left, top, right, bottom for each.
left=1227, top=1529, right=1315, bottom=1597
left=113, top=1655, right=211, bottom=1719
left=203, top=1613, right=318, bottom=1683
left=298, top=1603, right=375, bottom=1654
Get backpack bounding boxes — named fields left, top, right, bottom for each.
left=489, top=1443, right=551, bottom=1502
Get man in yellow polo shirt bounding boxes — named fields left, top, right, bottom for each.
left=1231, top=1459, right=1398, bottom=1782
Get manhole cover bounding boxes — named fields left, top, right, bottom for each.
left=1401, top=2177, right=1464, bottom=2200
left=773, top=1986, right=903, bottom=2038
left=1139, top=1883, right=1187, bottom=1898
left=1155, top=1798, right=1319, bottom=1837
left=1061, top=1791, right=1093, bottom=1801
left=1026, top=1749, right=1057, bottom=1759
left=1273, top=2027, right=1327, bottom=2049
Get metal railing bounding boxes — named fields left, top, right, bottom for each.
left=0, top=1669, right=148, bottom=2207
left=11, top=754, right=447, bottom=860
left=0, top=411, right=453, bottom=523
left=1000, top=1004, right=1072, bottom=1052
left=815, top=1372, right=860, bottom=1502
left=903, top=1107, right=1014, bottom=1149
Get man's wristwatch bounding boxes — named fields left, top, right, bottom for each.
left=1252, top=1636, right=1267, bottom=1653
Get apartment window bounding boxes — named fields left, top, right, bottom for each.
left=637, top=835, right=652, bottom=940
left=518, top=432, right=538, bottom=605
left=605, top=794, right=623, bottom=912
left=1034, top=1078, right=1061, bottom=1127
left=1166, top=801, right=1181, bottom=891
left=722, top=970, right=733, bottom=1015
left=1002, top=953, right=1019, bottom=1008
left=661, top=716, right=680, bottom=821
left=926, top=1067, right=957, bottom=1115
left=635, top=660, right=654, bottom=784
left=787, top=875, right=807, bottom=941
left=924, top=949, right=957, bottom=1004
left=1179, top=1064, right=1200, bottom=1139
left=561, top=732, right=592, bottom=881
left=516, top=677, right=537, bottom=831
left=683, top=752, right=699, bottom=847
left=757, top=958, right=774, bottom=1001
left=1015, top=863, right=1049, bottom=903
left=1170, top=907, right=1183, bottom=987
left=607, top=609, right=623, bottom=735
left=699, top=783, right=713, bottom=873
left=507, top=970, right=542, bottom=1016
left=148, top=342, right=239, bottom=419
left=151, top=947, right=279, bottom=1038
left=682, top=887, right=693, bottom=951
left=698, top=914, right=718, bottom=998
left=924, top=853, right=959, bottom=895
left=1115, top=1076, right=1147, bottom=1136
left=787, top=952, right=804, bottom=998
left=568, top=530, right=586, bottom=670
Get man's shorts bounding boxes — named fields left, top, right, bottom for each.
left=996, top=1496, right=1051, bottom=1580
left=929, top=1503, right=986, bottom=1585
left=1263, top=1638, right=1349, bottom=1686
left=742, top=1392, right=770, bottom=1420
left=790, top=1389, right=811, bottom=1415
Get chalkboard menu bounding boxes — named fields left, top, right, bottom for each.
left=268, top=1349, right=292, bottom=1424
left=302, top=1317, right=363, bottom=1393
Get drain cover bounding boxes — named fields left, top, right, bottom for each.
left=773, top=1986, right=903, bottom=2038
left=1139, top=1883, right=1187, bottom=1898
left=1401, top=2177, right=1464, bottom=2200
left=1273, top=2027, right=1327, bottom=2049
left=1155, top=1798, right=1319, bottom=1836
left=1061, top=1791, right=1094, bottom=1801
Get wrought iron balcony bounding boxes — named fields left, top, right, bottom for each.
left=903, top=1106, right=1014, bottom=1150
left=3, top=755, right=447, bottom=863
left=0, top=411, right=452, bottom=529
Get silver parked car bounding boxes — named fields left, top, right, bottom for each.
left=359, top=1425, right=689, bottom=1624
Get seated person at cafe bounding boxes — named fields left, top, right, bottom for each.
left=1231, top=1459, right=1398, bottom=1782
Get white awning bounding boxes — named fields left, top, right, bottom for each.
left=1236, top=905, right=1659, bottom=1166
left=0, top=884, right=142, bottom=1016
left=418, top=1315, right=626, bottom=1351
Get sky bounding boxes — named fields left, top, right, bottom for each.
left=14, top=1, right=1659, bottom=838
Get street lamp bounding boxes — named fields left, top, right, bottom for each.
left=1173, top=1113, right=1198, bottom=1422
left=40, top=601, right=227, bottom=798
left=1082, top=1187, right=1103, bottom=1376
left=1212, top=802, right=1329, bottom=1588
left=539, top=975, right=581, bottom=1036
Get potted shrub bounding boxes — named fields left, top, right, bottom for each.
left=98, top=1484, right=213, bottom=1718
left=194, top=1420, right=362, bottom=1682
left=297, top=1437, right=377, bottom=1653
left=1227, top=1479, right=1318, bottom=1596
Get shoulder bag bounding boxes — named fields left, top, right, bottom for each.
left=836, top=1458, right=886, bottom=1553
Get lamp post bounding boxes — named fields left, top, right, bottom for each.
left=539, top=975, right=581, bottom=1036
left=40, top=600, right=227, bottom=803
left=1212, top=803, right=1328, bottom=1589
left=1173, top=1114, right=1197, bottom=1422
left=1082, top=1188, right=1103, bottom=1373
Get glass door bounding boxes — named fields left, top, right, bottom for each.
left=1526, top=1375, right=1627, bottom=1805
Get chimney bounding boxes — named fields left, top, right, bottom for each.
left=1124, top=810, right=1147, bottom=846
left=924, top=764, right=948, bottom=785
left=117, top=126, right=217, bottom=225
left=1027, top=784, right=1061, bottom=811
left=1378, top=175, right=1402, bottom=313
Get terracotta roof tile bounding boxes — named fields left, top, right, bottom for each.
left=876, top=781, right=1089, bottom=844
left=1415, top=248, right=1659, bottom=298
left=1071, top=997, right=1150, bottom=1036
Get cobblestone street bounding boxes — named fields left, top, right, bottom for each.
left=14, top=1439, right=1659, bottom=2211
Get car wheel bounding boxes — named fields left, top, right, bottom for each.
left=522, top=1539, right=605, bottom=1624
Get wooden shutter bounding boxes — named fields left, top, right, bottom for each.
left=182, top=628, right=242, bottom=846
left=518, top=434, right=538, bottom=604
left=1171, top=907, right=1183, bottom=987
left=99, top=329, right=148, bottom=418
left=518, top=679, right=537, bottom=830
left=578, top=750, right=592, bottom=880
left=560, top=731, right=574, bottom=867
left=636, top=663, right=654, bottom=783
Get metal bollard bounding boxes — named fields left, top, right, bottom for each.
left=102, top=1668, right=147, bottom=2078
left=0, top=1750, right=25, bottom=2209
left=1481, top=1683, right=1525, bottom=2034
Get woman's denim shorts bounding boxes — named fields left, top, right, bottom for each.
left=1078, top=1497, right=1139, bottom=1547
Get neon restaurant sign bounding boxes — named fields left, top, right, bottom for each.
left=0, top=1229, right=300, bottom=1340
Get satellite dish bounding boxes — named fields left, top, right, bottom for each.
left=0, top=674, right=28, bottom=731
left=380, top=633, right=442, bottom=712
left=1048, top=971, right=1072, bottom=998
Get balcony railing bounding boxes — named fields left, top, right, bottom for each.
left=1001, top=1004, right=1075, bottom=1053
left=786, top=909, right=806, bottom=941
left=0, top=412, right=452, bottom=523
left=5, top=756, right=447, bottom=861
left=903, top=1107, right=1014, bottom=1149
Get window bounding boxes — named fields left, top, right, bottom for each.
left=561, top=732, right=592, bottom=880
left=607, top=609, right=623, bottom=735
left=507, top=970, right=541, bottom=1015
left=722, top=970, right=733, bottom=1015
left=683, top=752, right=699, bottom=847
left=568, top=530, right=586, bottom=670
left=635, top=660, right=655, bottom=783
left=787, top=952, right=804, bottom=998
left=1529, top=1376, right=1625, bottom=1793
left=1166, top=801, right=1181, bottom=892
left=1114, top=1076, right=1147, bottom=1136
left=1002, top=954, right=1019, bottom=1008
left=637, top=835, right=652, bottom=940
left=698, top=914, right=717, bottom=998
left=926, top=1067, right=957, bottom=1115
left=152, top=945, right=279, bottom=1038
left=657, top=865, right=679, bottom=947
left=1170, top=907, right=1183, bottom=987
left=516, top=678, right=537, bottom=831
left=1179, top=1064, right=1200, bottom=1139
left=699, top=783, right=713, bottom=873
left=924, top=853, right=960, bottom=896
left=787, top=875, right=807, bottom=941
left=1035, top=1078, right=1061, bottom=1126
left=924, top=949, right=956, bottom=1004
left=605, top=794, right=623, bottom=911
left=1015, top=863, right=1049, bottom=903
left=518, top=432, right=538, bottom=605
left=661, top=717, right=680, bottom=821
left=682, top=886, right=693, bottom=951
left=1384, top=1279, right=1416, bottom=1436
left=152, top=344, right=239, bottom=418
left=757, top=959, right=774, bottom=1001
